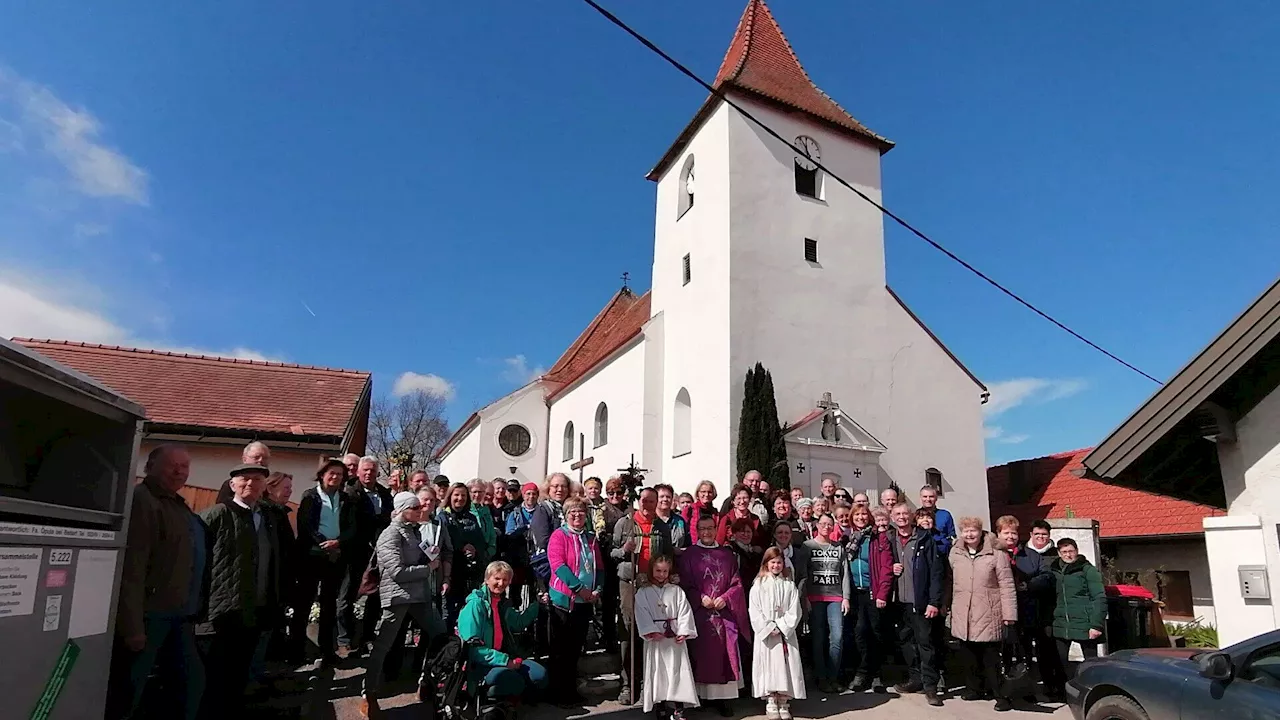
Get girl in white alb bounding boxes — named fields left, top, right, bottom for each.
left=748, top=546, right=806, bottom=720
left=635, top=554, right=700, bottom=720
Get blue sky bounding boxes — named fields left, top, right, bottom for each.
left=2, top=1, right=1278, bottom=466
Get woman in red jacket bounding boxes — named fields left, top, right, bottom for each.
left=843, top=505, right=894, bottom=692
left=715, top=484, right=763, bottom=546
left=683, top=480, right=719, bottom=532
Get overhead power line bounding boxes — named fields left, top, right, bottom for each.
left=576, top=0, right=1163, bottom=386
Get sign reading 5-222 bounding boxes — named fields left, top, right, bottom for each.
left=48, top=550, right=74, bottom=566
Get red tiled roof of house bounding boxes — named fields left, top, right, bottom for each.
left=544, top=288, right=651, bottom=401
left=987, top=448, right=1225, bottom=539
left=649, top=0, right=891, bottom=180
left=14, top=339, right=371, bottom=440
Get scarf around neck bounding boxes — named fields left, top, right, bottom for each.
left=561, top=522, right=596, bottom=591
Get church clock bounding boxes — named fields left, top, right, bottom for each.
left=794, top=135, right=820, bottom=170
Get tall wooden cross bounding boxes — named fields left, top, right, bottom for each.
left=570, top=432, right=594, bottom=482
left=819, top=391, right=841, bottom=442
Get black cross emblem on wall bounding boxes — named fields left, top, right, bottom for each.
left=853, top=468, right=862, bottom=478
left=796, top=463, right=805, bottom=474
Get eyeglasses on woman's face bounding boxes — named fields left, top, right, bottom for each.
left=607, top=489, right=625, bottom=497
left=566, top=509, right=587, bottom=517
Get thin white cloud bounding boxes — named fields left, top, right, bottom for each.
left=983, top=377, right=1087, bottom=417
left=392, top=371, right=456, bottom=400
left=0, top=118, right=22, bottom=152
left=73, top=222, right=110, bottom=239
left=0, top=276, right=275, bottom=362
left=982, top=377, right=1086, bottom=447
left=152, top=345, right=282, bottom=362
left=502, top=354, right=545, bottom=385
left=984, top=426, right=1030, bottom=445
left=0, top=277, right=127, bottom=344
left=0, top=66, right=149, bottom=204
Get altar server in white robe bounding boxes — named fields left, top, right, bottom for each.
left=749, top=547, right=806, bottom=720
left=635, top=554, right=700, bottom=719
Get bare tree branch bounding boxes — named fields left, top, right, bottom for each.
left=367, top=391, right=451, bottom=476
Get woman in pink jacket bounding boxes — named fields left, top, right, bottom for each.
left=546, top=497, right=604, bottom=708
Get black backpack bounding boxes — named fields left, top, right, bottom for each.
left=423, top=633, right=465, bottom=682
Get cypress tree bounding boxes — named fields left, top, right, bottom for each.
left=736, top=363, right=791, bottom=490
left=759, top=369, right=790, bottom=490
left=736, top=363, right=763, bottom=481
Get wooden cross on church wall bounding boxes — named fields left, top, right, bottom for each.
left=571, top=432, right=594, bottom=482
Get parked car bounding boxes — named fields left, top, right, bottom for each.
left=1068, top=628, right=1280, bottom=719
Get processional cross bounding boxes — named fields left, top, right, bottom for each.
left=571, top=433, right=595, bottom=483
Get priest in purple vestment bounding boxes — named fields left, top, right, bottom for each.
left=678, top=515, right=751, bottom=716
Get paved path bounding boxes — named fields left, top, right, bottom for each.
left=252, top=658, right=1072, bottom=720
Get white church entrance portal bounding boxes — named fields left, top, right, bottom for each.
left=785, top=393, right=886, bottom=498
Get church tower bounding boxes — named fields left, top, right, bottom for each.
left=647, top=0, right=905, bottom=489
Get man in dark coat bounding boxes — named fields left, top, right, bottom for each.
left=888, top=503, right=945, bottom=705
left=341, top=456, right=393, bottom=653
left=199, top=463, right=281, bottom=718
left=107, top=445, right=208, bottom=720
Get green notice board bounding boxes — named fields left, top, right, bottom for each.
left=30, top=639, right=80, bottom=720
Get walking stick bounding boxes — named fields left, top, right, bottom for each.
left=630, top=529, right=638, bottom=704
left=626, top=524, right=655, bottom=705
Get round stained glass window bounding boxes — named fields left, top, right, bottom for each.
left=499, top=424, right=531, bottom=457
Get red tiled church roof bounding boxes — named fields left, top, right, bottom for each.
left=714, top=0, right=891, bottom=149
left=987, top=448, right=1225, bottom=539
left=649, top=0, right=891, bottom=180
left=14, top=339, right=371, bottom=440
left=544, top=288, right=651, bottom=401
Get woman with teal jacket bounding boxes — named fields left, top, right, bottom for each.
left=1049, top=537, right=1106, bottom=681
left=457, top=561, right=547, bottom=699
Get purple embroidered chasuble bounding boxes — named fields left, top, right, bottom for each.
left=677, top=544, right=751, bottom=686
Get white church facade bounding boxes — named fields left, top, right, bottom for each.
left=435, top=0, right=991, bottom=522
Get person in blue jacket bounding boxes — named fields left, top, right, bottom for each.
left=918, top=485, right=955, bottom=554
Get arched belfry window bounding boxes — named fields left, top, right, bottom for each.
left=673, top=388, right=692, bottom=457
left=794, top=135, right=821, bottom=199
left=562, top=421, right=575, bottom=462
left=925, top=467, right=943, bottom=495
left=594, top=403, right=609, bottom=448
left=678, top=155, right=695, bottom=218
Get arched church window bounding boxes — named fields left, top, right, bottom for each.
left=794, top=135, right=821, bottom=199
left=594, top=403, right=609, bottom=448
left=678, top=155, right=695, bottom=218
left=673, top=388, right=692, bottom=457
left=562, top=421, right=575, bottom=462
left=925, top=467, right=943, bottom=495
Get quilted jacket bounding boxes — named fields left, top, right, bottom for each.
left=200, top=500, right=281, bottom=626
left=374, top=519, right=434, bottom=608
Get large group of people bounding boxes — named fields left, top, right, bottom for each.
left=105, top=443, right=1108, bottom=720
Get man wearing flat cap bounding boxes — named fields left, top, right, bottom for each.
left=199, top=463, right=282, bottom=718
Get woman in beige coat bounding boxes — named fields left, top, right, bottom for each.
left=949, top=517, right=1017, bottom=712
